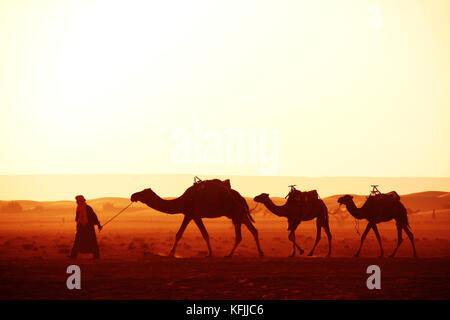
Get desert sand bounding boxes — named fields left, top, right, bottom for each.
left=0, top=192, right=449, bottom=299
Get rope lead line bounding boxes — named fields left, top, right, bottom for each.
left=101, top=202, right=133, bottom=230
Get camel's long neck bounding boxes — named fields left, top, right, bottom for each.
left=262, top=198, right=287, bottom=217
left=141, top=192, right=184, bottom=214
left=345, top=200, right=363, bottom=220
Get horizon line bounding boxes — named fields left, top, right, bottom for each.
left=3, top=190, right=449, bottom=203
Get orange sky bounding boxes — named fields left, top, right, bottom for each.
left=0, top=1, right=449, bottom=182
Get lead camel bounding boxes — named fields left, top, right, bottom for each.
left=131, top=179, right=264, bottom=258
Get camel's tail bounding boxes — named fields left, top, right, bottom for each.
left=319, top=199, right=329, bottom=223
left=247, top=205, right=256, bottom=223
left=404, top=207, right=410, bottom=228
left=230, top=189, right=256, bottom=224
left=324, top=209, right=331, bottom=228
left=399, top=201, right=410, bottom=228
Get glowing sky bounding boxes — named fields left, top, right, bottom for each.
left=1, top=0, right=449, bottom=177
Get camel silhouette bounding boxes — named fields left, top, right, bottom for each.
left=337, top=194, right=417, bottom=258
left=130, top=179, right=264, bottom=258
left=253, top=188, right=332, bottom=257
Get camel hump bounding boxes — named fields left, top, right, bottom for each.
left=305, top=190, right=319, bottom=201
left=190, top=178, right=233, bottom=203
left=194, top=178, right=231, bottom=190
left=222, top=179, right=231, bottom=189
left=386, top=191, right=400, bottom=200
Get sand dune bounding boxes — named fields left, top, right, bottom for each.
left=0, top=190, right=449, bottom=299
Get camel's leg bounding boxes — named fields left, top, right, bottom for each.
left=307, top=219, right=322, bottom=256
left=355, top=223, right=372, bottom=257
left=225, top=222, right=242, bottom=258
left=323, top=218, right=332, bottom=257
left=371, top=224, right=384, bottom=258
left=389, top=223, right=403, bottom=258
left=194, top=218, right=212, bottom=257
left=169, top=216, right=191, bottom=257
left=288, top=230, right=296, bottom=257
left=243, top=218, right=264, bottom=257
left=293, top=235, right=304, bottom=254
left=288, top=224, right=304, bottom=256
left=403, top=226, right=417, bottom=258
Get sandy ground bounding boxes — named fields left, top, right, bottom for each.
left=0, top=203, right=449, bottom=299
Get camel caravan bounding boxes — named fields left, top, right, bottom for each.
left=128, top=178, right=417, bottom=258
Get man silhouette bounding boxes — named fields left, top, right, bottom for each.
left=69, top=195, right=102, bottom=259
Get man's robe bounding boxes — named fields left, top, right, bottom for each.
left=71, top=205, right=100, bottom=255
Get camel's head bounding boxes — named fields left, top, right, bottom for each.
left=131, top=188, right=154, bottom=202
left=253, top=193, right=270, bottom=203
left=337, top=195, right=353, bottom=205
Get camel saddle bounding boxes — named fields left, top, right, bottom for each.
left=370, top=191, right=400, bottom=202
left=288, top=189, right=319, bottom=204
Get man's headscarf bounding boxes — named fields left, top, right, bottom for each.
left=75, top=195, right=88, bottom=225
